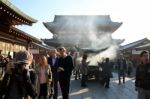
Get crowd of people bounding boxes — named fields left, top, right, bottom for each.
left=0, top=48, right=149, bottom=99
left=0, top=47, right=74, bottom=99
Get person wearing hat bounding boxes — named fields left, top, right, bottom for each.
left=0, top=50, right=37, bottom=99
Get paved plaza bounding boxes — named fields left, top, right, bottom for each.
left=58, top=73, right=138, bottom=99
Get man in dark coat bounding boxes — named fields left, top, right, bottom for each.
left=117, top=54, right=127, bottom=84
left=57, top=47, right=74, bottom=99
left=135, top=51, right=150, bottom=99
left=48, top=49, right=59, bottom=99
left=102, top=58, right=113, bottom=88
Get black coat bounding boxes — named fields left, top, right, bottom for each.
left=135, top=63, right=150, bottom=90
left=102, top=62, right=113, bottom=77
left=58, top=55, right=74, bottom=77
left=47, top=57, right=59, bottom=78
left=117, top=59, right=127, bottom=71
left=0, top=69, right=37, bottom=99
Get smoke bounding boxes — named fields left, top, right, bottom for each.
left=52, top=16, right=123, bottom=65
left=74, top=45, right=119, bottom=66
left=88, top=45, right=119, bottom=65
left=55, top=16, right=120, bottom=48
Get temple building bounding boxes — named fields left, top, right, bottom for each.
left=43, top=15, right=124, bottom=51
left=120, top=38, right=150, bottom=62
left=0, top=0, right=51, bottom=58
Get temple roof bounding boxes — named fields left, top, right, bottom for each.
left=31, top=42, right=54, bottom=50
left=0, top=0, right=37, bottom=25
left=41, top=38, right=73, bottom=48
left=42, top=38, right=124, bottom=49
left=43, top=15, right=122, bottom=34
left=135, top=42, right=150, bottom=50
left=43, top=15, right=123, bottom=50
left=10, top=26, right=42, bottom=44
left=120, top=38, right=150, bottom=51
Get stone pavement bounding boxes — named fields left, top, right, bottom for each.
left=57, top=73, right=138, bottom=99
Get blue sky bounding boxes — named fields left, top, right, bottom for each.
left=9, top=0, right=150, bottom=45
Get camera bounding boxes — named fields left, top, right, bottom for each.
left=14, top=61, right=26, bottom=69
left=0, top=62, right=6, bottom=67
left=11, top=61, right=27, bottom=74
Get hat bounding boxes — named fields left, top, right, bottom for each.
left=16, top=50, right=33, bottom=64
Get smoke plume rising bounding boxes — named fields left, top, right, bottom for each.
left=53, top=15, right=123, bottom=65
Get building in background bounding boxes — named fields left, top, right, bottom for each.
left=0, top=0, right=52, bottom=61
left=119, top=38, right=150, bottom=63
left=43, top=15, right=124, bottom=51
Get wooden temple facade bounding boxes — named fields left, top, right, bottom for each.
left=0, top=0, right=51, bottom=58
left=43, top=15, right=124, bottom=50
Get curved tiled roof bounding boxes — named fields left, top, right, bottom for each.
left=135, top=42, right=150, bottom=50
left=43, top=15, right=122, bottom=34
left=120, top=38, right=150, bottom=50
left=10, top=26, right=42, bottom=43
left=0, top=0, right=37, bottom=23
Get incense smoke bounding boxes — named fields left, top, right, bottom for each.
left=51, top=15, right=124, bottom=65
